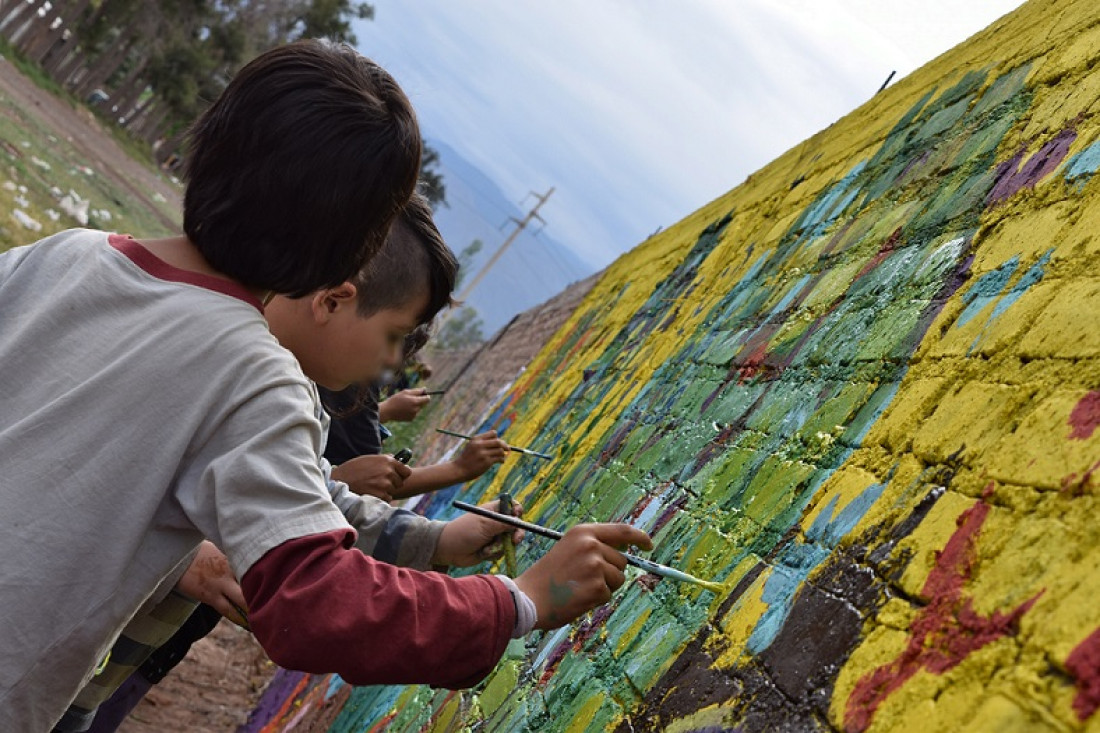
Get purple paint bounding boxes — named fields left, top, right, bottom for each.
left=986, top=128, right=1077, bottom=206
left=235, top=668, right=308, bottom=733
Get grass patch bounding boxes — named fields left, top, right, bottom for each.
left=0, top=69, right=180, bottom=253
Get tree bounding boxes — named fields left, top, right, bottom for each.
left=433, top=306, right=485, bottom=351
left=454, top=239, right=483, bottom=290
left=419, top=144, right=447, bottom=210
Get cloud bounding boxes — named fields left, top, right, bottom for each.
left=354, top=0, right=1025, bottom=268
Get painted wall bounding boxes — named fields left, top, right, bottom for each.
left=242, top=0, right=1100, bottom=730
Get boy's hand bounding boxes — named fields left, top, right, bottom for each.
left=452, top=430, right=509, bottom=481
left=432, top=499, right=525, bottom=568
left=378, top=389, right=431, bottom=423
left=176, top=541, right=249, bottom=628
left=514, top=524, right=652, bottom=630
left=332, top=454, right=412, bottom=502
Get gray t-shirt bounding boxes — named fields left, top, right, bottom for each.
left=0, top=229, right=350, bottom=729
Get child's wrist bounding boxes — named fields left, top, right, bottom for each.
left=494, top=575, right=536, bottom=638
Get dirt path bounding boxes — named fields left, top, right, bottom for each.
left=0, top=58, right=181, bottom=229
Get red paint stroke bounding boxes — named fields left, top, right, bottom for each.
left=1068, top=391, right=1100, bottom=440
left=853, top=228, right=902, bottom=282
left=843, top=498, right=1042, bottom=733
left=1061, top=460, right=1100, bottom=496
left=736, top=341, right=770, bottom=384
left=1067, top=627, right=1100, bottom=720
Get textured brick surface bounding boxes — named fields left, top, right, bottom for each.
left=243, top=1, right=1100, bottom=730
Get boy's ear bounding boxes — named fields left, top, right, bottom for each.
left=312, top=282, right=358, bottom=321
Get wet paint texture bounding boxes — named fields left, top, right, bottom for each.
left=246, top=1, right=1100, bottom=730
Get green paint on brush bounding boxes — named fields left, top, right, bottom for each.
left=498, top=492, right=518, bottom=577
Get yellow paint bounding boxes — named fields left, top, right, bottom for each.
left=712, top=566, right=772, bottom=669
left=662, top=703, right=739, bottom=733
left=612, top=606, right=653, bottom=657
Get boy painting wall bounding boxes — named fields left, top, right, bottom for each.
left=0, top=40, right=649, bottom=731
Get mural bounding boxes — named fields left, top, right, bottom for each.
left=243, top=0, right=1100, bottom=730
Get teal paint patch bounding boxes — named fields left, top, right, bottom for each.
left=955, top=256, right=1020, bottom=328
left=968, top=249, right=1054, bottom=352
left=1065, top=138, right=1100, bottom=183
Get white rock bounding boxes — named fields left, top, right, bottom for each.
left=12, top=209, right=42, bottom=231
left=59, top=192, right=89, bottom=226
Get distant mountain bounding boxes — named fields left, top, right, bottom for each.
left=426, top=138, right=594, bottom=335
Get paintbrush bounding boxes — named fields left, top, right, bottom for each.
left=452, top=500, right=724, bottom=593
left=436, top=428, right=554, bottom=460
left=498, top=492, right=518, bottom=577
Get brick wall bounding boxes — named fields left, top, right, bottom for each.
left=243, top=1, right=1100, bottom=730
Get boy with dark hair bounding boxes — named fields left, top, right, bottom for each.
left=0, top=41, right=648, bottom=723
left=319, top=196, right=511, bottom=501
left=0, top=39, right=424, bottom=729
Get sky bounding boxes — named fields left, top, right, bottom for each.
left=352, top=1, right=1027, bottom=271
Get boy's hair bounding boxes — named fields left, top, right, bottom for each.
left=183, top=39, right=421, bottom=297
left=352, top=190, right=458, bottom=323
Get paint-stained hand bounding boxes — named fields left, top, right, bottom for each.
left=176, top=541, right=249, bottom=628
left=452, top=430, right=509, bottom=481
left=332, top=454, right=412, bottom=502
left=432, top=499, right=525, bottom=567
left=378, top=388, right=432, bottom=423
left=515, top=523, right=652, bottom=630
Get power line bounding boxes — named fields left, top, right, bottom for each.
left=439, top=187, right=555, bottom=324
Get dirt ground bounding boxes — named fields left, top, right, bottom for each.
left=0, top=58, right=179, bottom=229
left=0, top=62, right=276, bottom=731
left=118, top=622, right=274, bottom=733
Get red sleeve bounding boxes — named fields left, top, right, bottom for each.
left=240, top=528, right=514, bottom=688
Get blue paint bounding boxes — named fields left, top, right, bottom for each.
left=796, top=161, right=868, bottom=240
left=955, top=256, right=1019, bottom=328
left=968, top=249, right=1053, bottom=353
left=324, top=675, right=344, bottom=700
left=746, top=478, right=888, bottom=654
left=1064, top=139, right=1100, bottom=182
left=768, top=273, right=813, bottom=317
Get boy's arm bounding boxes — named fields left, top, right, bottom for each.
left=241, top=529, right=513, bottom=689
left=377, top=388, right=431, bottom=422
left=390, top=431, right=509, bottom=500
left=323, top=457, right=443, bottom=570
left=240, top=522, right=652, bottom=689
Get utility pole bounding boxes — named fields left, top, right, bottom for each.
left=447, top=187, right=555, bottom=314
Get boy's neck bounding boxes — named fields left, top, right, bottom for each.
left=136, top=235, right=272, bottom=303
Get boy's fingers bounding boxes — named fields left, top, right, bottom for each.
left=480, top=539, right=503, bottom=559
left=225, top=583, right=248, bottom=612
left=597, top=542, right=629, bottom=571
left=602, top=563, right=627, bottom=591
left=392, top=460, right=413, bottom=479
left=588, top=523, right=653, bottom=552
